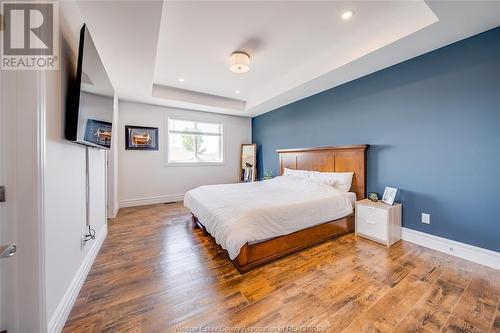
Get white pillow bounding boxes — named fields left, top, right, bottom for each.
left=307, top=171, right=338, bottom=187
left=283, top=168, right=310, bottom=179
left=283, top=168, right=338, bottom=188
left=283, top=168, right=353, bottom=191
left=313, top=171, right=353, bottom=192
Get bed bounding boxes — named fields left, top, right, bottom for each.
left=184, top=145, right=368, bottom=272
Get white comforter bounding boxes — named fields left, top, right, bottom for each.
left=184, top=176, right=353, bottom=259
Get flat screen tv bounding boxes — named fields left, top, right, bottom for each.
left=65, top=24, right=114, bottom=149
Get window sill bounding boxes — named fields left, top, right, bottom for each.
left=164, top=161, right=226, bottom=167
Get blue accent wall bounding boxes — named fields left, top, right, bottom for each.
left=252, top=27, right=500, bottom=252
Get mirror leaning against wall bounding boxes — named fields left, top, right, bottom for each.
left=240, top=144, right=257, bottom=182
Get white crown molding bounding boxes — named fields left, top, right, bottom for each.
left=48, top=225, right=107, bottom=333
left=119, top=194, right=185, bottom=208
left=401, top=227, right=500, bottom=270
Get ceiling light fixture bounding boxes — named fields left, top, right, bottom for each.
left=178, top=77, right=185, bottom=82
left=230, top=51, right=250, bottom=73
left=341, top=10, right=353, bottom=20
left=235, top=90, right=241, bottom=94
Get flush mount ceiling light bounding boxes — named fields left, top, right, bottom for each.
left=341, top=10, right=354, bottom=20
left=235, top=90, right=241, bottom=94
left=230, top=51, right=250, bottom=73
left=178, top=77, right=185, bottom=82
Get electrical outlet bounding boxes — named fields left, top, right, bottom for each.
left=421, top=213, right=431, bottom=224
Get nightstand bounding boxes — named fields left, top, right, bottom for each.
left=355, top=199, right=402, bottom=247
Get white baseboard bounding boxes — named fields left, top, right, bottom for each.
left=401, top=227, right=500, bottom=270
left=119, top=194, right=184, bottom=208
left=48, top=224, right=108, bottom=333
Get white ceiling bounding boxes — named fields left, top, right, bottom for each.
left=72, top=1, right=500, bottom=118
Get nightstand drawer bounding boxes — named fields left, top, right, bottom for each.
left=357, top=205, right=387, bottom=224
left=356, top=216, right=387, bottom=242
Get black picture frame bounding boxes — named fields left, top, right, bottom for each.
left=84, top=119, right=112, bottom=149
left=125, top=125, right=159, bottom=150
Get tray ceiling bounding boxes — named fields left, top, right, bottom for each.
left=74, top=1, right=500, bottom=117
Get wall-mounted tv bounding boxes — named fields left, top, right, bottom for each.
left=65, top=24, right=114, bottom=149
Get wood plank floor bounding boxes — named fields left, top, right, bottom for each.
left=63, top=202, right=500, bottom=333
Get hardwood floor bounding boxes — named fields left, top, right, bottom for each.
left=63, top=202, right=500, bottom=333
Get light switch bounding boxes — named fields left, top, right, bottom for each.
left=421, top=213, right=430, bottom=224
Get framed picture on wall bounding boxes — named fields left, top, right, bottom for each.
left=125, top=125, right=159, bottom=150
left=382, top=186, right=398, bottom=205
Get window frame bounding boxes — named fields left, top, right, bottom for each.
left=165, top=116, right=225, bottom=167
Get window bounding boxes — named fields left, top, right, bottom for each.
left=167, top=118, right=223, bottom=164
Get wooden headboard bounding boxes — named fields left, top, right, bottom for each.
left=276, top=145, right=368, bottom=200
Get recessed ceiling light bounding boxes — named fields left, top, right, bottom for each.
left=230, top=51, right=250, bottom=73
left=178, top=77, right=185, bottom=82
left=341, top=10, right=353, bottom=20
left=235, top=90, right=241, bottom=94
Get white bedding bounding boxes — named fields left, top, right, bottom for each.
left=184, top=176, right=354, bottom=259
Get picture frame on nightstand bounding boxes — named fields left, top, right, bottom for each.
left=382, top=186, right=398, bottom=205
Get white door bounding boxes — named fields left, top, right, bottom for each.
left=0, top=64, right=17, bottom=333
left=0, top=66, right=17, bottom=332
left=0, top=68, right=46, bottom=333
left=0, top=163, right=17, bottom=330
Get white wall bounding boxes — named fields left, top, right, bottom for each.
left=108, top=94, right=120, bottom=218
left=118, top=101, right=252, bottom=207
left=43, top=2, right=108, bottom=331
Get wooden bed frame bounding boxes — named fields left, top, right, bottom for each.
left=193, top=144, right=368, bottom=273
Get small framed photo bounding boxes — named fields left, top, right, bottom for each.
left=125, top=125, right=159, bottom=150
left=382, top=186, right=398, bottom=205
left=84, top=119, right=112, bottom=149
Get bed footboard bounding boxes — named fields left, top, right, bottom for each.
left=233, top=214, right=353, bottom=272
left=193, top=214, right=354, bottom=273
left=193, top=213, right=354, bottom=273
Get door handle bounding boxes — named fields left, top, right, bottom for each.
left=0, top=243, right=16, bottom=258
